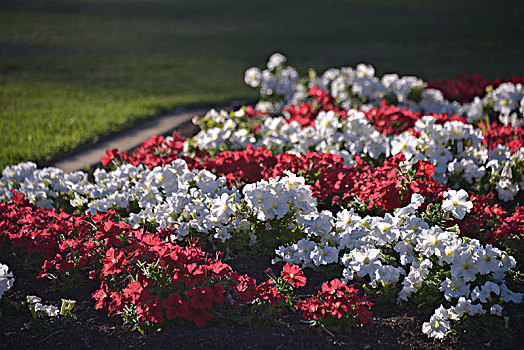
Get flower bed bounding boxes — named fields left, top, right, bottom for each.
left=1, top=54, right=523, bottom=345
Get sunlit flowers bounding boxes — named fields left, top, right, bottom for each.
left=442, top=189, right=473, bottom=219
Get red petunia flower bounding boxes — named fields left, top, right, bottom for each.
left=281, top=263, right=307, bottom=288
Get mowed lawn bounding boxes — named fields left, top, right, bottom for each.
left=0, top=0, right=523, bottom=170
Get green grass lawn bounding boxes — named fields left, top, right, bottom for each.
left=1, top=0, right=523, bottom=170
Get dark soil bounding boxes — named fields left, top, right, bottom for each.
left=1, top=255, right=522, bottom=350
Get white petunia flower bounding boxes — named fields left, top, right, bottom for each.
left=496, top=178, right=519, bottom=202
left=267, top=53, right=287, bottom=71
left=26, top=295, right=42, bottom=304
left=441, top=189, right=473, bottom=219
left=0, top=263, right=15, bottom=298
left=372, top=265, right=401, bottom=287
left=310, top=244, right=339, bottom=266
left=347, top=246, right=382, bottom=278
left=439, top=277, right=470, bottom=301
left=422, top=307, right=451, bottom=339
left=490, top=304, right=503, bottom=316
left=244, top=67, right=262, bottom=87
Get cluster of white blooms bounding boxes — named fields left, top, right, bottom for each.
left=422, top=282, right=521, bottom=340
left=193, top=109, right=256, bottom=152
left=0, top=162, right=88, bottom=208
left=467, top=83, right=524, bottom=126
left=244, top=53, right=305, bottom=113
left=0, top=263, right=14, bottom=298
left=274, top=194, right=521, bottom=338
left=26, top=295, right=60, bottom=317
left=243, top=171, right=317, bottom=221
left=246, top=54, right=524, bottom=127
left=320, top=65, right=463, bottom=115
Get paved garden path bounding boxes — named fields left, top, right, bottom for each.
left=51, top=100, right=252, bottom=172
left=51, top=106, right=207, bottom=172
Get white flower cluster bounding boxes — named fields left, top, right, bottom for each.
left=0, top=162, right=87, bottom=208
left=422, top=282, right=521, bottom=340
left=0, top=160, right=245, bottom=244
left=26, top=295, right=60, bottom=317
left=0, top=262, right=14, bottom=298
left=467, top=83, right=524, bottom=126
left=247, top=54, right=524, bottom=127
left=193, top=109, right=257, bottom=152
left=274, top=194, right=521, bottom=338
left=244, top=53, right=305, bottom=113
left=243, top=171, right=317, bottom=221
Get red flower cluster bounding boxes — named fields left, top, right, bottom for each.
left=90, top=233, right=234, bottom=328
left=205, top=146, right=357, bottom=197
left=101, top=131, right=208, bottom=170
left=242, top=105, right=268, bottom=119
left=455, top=192, right=524, bottom=244
left=333, top=155, right=444, bottom=214
left=0, top=190, right=92, bottom=261
left=205, top=144, right=274, bottom=185
left=490, top=206, right=524, bottom=244
left=297, top=278, right=372, bottom=329
left=428, top=73, right=524, bottom=103
left=481, top=121, right=524, bottom=153
left=204, top=147, right=433, bottom=214
left=0, top=192, right=296, bottom=329
left=283, top=87, right=348, bottom=128
left=363, top=101, right=467, bottom=135
left=363, top=101, right=419, bottom=135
